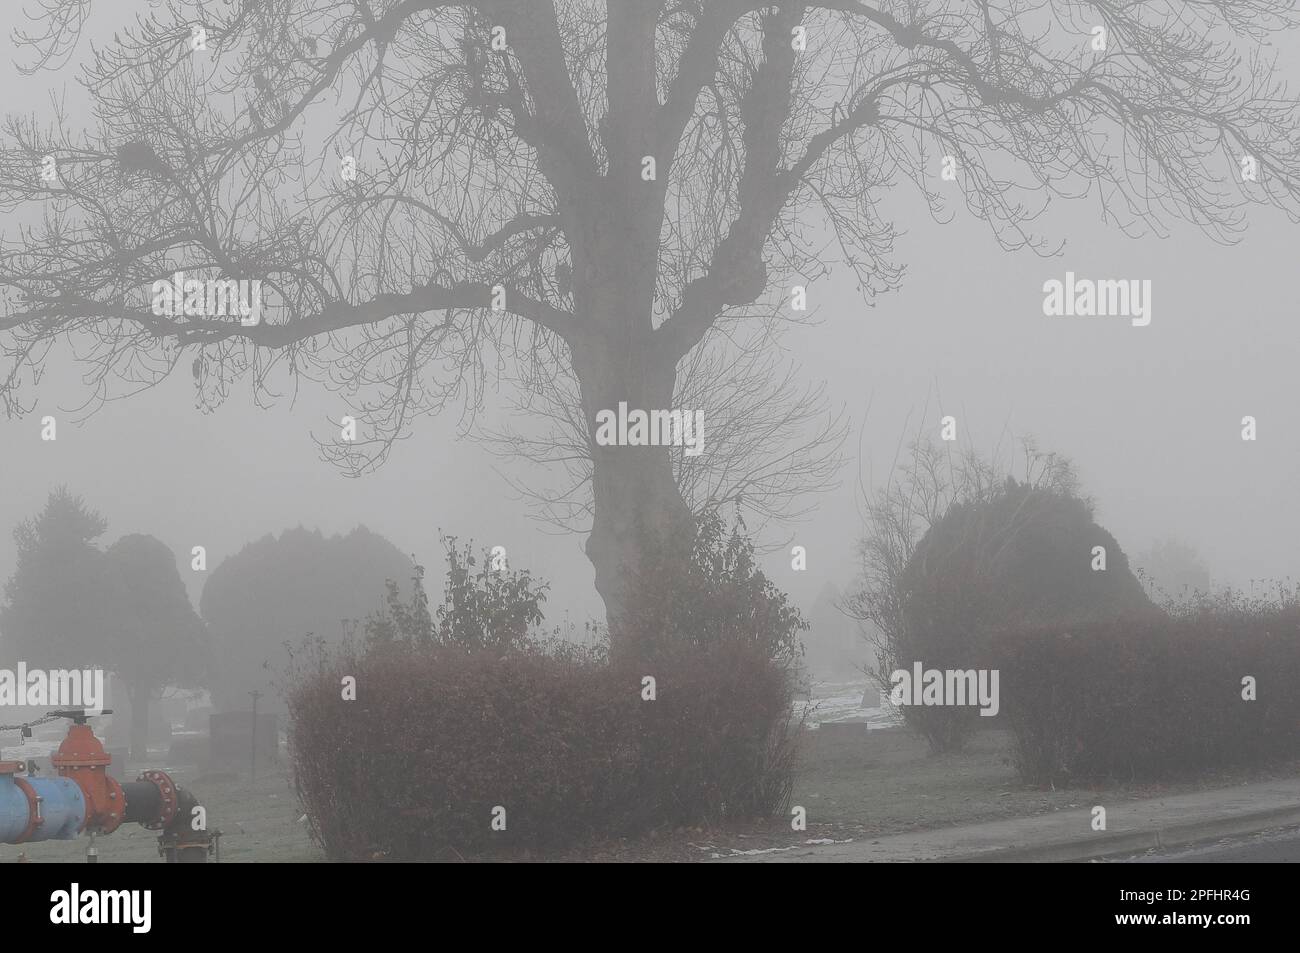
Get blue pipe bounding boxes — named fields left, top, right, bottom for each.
left=0, top=773, right=85, bottom=843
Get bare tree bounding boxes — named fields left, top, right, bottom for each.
left=4, top=1, right=1300, bottom=659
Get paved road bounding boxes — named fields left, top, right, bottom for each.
left=1109, top=825, right=1300, bottom=863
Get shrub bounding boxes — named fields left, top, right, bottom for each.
left=895, top=483, right=1154, bottom=751
left=285, top=519, right=802, bottom=860
left=627, top=508, right=808, bottom=662
left=848, top=432, right=1154, bottom=752
left=993, top=602, right=1300, bottom=784
left=626, top=641, right=799, bottom=828
left=849, top=437, right=1127, bottom=752
left=363, top=535, right=548, bottom=652
left=285, top=637, right=798, bottom=860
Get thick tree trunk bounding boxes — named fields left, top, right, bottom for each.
left=571, top=165, right=693, bottom=661
left=573, top=324, right=694, bottom=663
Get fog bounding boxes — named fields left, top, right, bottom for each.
left=2, top=9, right=1296, bottom=624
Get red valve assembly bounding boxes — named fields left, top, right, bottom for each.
left=51, top=719, right=126, bottom=834
left=2, top=709, right=218, bottom=862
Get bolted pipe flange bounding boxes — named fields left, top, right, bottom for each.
left=9, top=775, right=43, bottom=843
left=136, top=769, right=179, bottom=830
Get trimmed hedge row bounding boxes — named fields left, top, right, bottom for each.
left=286, top=640, right=798, bottom=860
left=992, top=608, right=1300, bottom=784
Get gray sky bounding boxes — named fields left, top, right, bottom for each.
left=2, top=6, right=1298, bottom=629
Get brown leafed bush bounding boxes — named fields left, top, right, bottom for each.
left=284, top=637, right=799, bottom=860
left=992, top=605, right=1300, bottom=784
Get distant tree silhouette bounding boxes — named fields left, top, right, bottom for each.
left=1, top=492, right=207, bottom=757
left=1136, top=537, right=1213, bottom=606
left=0, top=487, right=107, bottom=668
left=199, top=526, right=412, bottom=710
left=102, top=534, right=208, bottom=759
